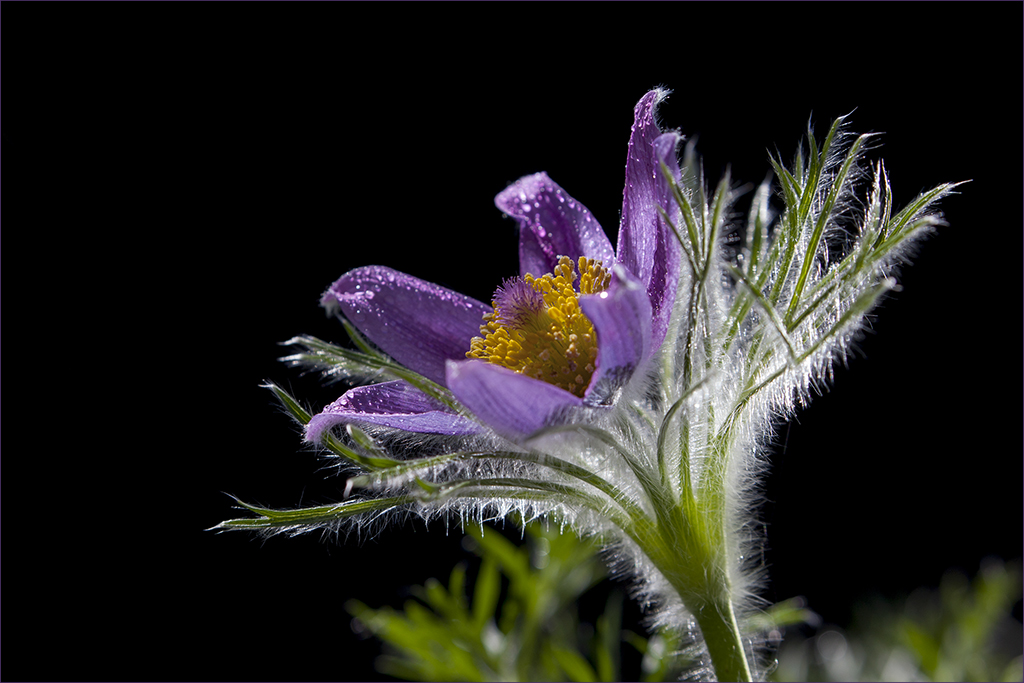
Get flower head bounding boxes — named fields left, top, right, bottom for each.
left=307, top=90, right=682, bottom=443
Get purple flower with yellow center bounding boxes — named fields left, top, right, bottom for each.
left=305, top=90, right=682, bottom=443
left=222, top=89, right=959, bottom=681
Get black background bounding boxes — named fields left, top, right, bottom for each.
left=5, top=3, right=1022, bottom=681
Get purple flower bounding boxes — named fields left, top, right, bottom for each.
left=306, top=90, right=683, bottom=443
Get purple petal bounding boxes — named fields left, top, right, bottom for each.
left=494, top=172, right=616, bottom=278
left=321, top=266, right=491, bottom=385
left=305, top=381, right=482, bottom=442
left=445, top=360, right=584, bottom=441
left=617, top=90, right=667, bottom=283
left=646, top=132, right=684, bottom=349
left=579, top=265, right=652, bottom=404
left=616, top=89, right=682, bottom=350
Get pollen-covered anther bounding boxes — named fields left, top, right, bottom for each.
left=466, top=255, right=609, bottom=398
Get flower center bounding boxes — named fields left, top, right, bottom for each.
left=467, top=256, right=610, bottom=397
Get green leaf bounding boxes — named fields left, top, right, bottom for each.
left=900, top=618, right=940, bottom=674
left=345, top=423, right=385, bottom=456
left=744, top=174, right=772, bottom=280
left=472, top=557, right=501, bottom=629
left=214, top=494, right=411, bottom=531
left=785, top=132, right=874, bottom=324
left=346, top=451, right=476, bottom=491
left=661, top=159, right=704, bottom=274
left=467, top=524, right=530, bottom=588
left=726, top=264, right=797, bottom=363
left=551, top=645, right=598, bottom=682
left=341, top=318, right=390, bottom=360
left=282, top=334, right=463, bottom=411
left=595, top=591, right=622, bottom=681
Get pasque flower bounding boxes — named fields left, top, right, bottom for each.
left=220, top=89, right=959, bottom=681
left=306, top=90, right=681, bottom=443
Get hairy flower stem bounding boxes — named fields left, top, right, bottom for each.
left=692, top=594, right=752, bottom=682
left=629, top=507, right=752, bottom=680
left=638, top=390, right=754, bottom=679
left=614, top=450, right=751, bottom=681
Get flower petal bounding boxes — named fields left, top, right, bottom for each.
left=445, top=359, right=584, bottom=441
left=305, top=381, right=482, bottom=442
left=579, top=264, right=652, bottom=404
left=646, top=132, right=684, bottom=349
left=617, top=90, right=682, bottom=351
left=321, top=266, right=491, bottom=385
left=494, top=172, right=616, bottom=278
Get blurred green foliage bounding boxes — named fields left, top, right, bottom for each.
left=348, top=525, right=1021, bottom=682
left=347, top=522, right=815, bottom=681
left=772, top=559, right=1023, bottom=682
left=347, top=522, right=691, bottom=681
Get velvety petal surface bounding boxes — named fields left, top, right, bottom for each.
left=445, top=360, right=584, bottom=441
left=495, top=172, right=616, bottom=278
left=322, top=266, right=491, bottom=385
left=305, top=381, right=482, bottom=442
left=645, top=132, right=684, bottom=349
left=579, top=265, right=653, bottom=405
left=617, top=90, right=682, bottom=351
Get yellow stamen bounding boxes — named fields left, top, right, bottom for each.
left=467, top=256, right=610, bottom=397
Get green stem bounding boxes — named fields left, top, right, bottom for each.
left=643, top=538, right=753, bottom=682
left=624, top=496, right=751, bottom=682
left=692, top=594, right=752, bottom=682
